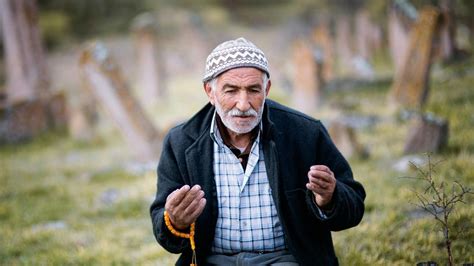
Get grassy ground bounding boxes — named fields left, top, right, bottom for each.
left=0, top=133, right=178, bottom=265
left=1, top=57, right=473, bottom=265
left=327, top=58, right=474, bottom=265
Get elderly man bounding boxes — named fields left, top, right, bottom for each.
left=150, top=37, right=365, bottom=266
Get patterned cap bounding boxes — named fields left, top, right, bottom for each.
left=203, top=37, right=269, bottom=83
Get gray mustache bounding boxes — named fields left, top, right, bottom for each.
left=227, top=108, right=258, bottom=117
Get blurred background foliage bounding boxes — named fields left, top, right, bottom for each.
left=35, top=0, right=474, bottom=49
left=37, top=0, right=150, bottom=48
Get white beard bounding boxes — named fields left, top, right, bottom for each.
left=214, top=98, right=265, bottom=134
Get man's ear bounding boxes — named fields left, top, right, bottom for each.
left=203, top=82, right=215, bottom=105
left=265, top=79, right=272, bottom=97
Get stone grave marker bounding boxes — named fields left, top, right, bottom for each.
left=47, top=92, right=68, bottom=129
left=0, top=100, right=48, bottom=143
left=131, top=13, right=166, bottom=107
left=390, top=6, right=441, bottom=109
left=388, top=7, right=414, bottom=77
left=355, top=10, right=371, bottom=60
left=0, top=0, right=68, bottom=143
left=328, top=120, right=369, bottom=159
left=437, top=0, right=457, bottom=61
left=311, top=22, right=334, bottom=82
left=404, top=113, right=448, bottom=154
left=0, top=0, right=49, bottom=104
left=335, top=16, right=354, bottom=75
left=79, top=42, right=161, bottom=161
left=355, top=10, right=382, bottom=61
left=68, top=87, right=99, bottom=142
left=291, top=39, right=321, bottom=113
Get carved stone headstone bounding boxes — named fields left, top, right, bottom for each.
left=68, top=80, right=99, bottom=142
left=312, top=22, right=334, bottom=82
left=355, top=10, right=371, bottom=60
left=79, top=42, right=161, bottom=161
left=291, top=39, right=321, bottom=113
left=437, top=0, right=457, bottom=61
left=355, top=10, right=382, bottom=61
left=390, top=6, right=441, bottom=109
left=68, top=105, right=97, bottom=142
left=328, top=120, right=369, bottom=159
left=0, top=0, right=69, bottom=143
left=404, top=114, right=448, bottom=154
left=336, top=16, right=354, bottom=75
left=0, top=100, right=48, bottom=143
left=0, top=0, right=49, bottom=104
left=131, top=13, right=166, bottom=107
left=47, top=92, right=68, bottom=129
left=388, top=8, right=413, bottom=77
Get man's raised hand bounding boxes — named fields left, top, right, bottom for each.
left=165, top=185, right=207, bottom=230
left=306, top=165, right=336, bottom=209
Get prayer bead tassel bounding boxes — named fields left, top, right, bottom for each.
left=164, top=211, right=197, bottom=266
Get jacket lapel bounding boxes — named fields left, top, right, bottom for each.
left=185, top=132, right=214, bottom=193
left=182, top=103, right=215, bottom=192
left=263, top=139, right=280, bottom=209
left=182, top=105, right=218, bottom=254
left=261, top=101, right=283, bottom=213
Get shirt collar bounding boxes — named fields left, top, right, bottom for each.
left=210, top=110, right=262, bottom=148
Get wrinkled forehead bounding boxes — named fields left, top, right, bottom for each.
left=217, top=67, right=265, bottom=84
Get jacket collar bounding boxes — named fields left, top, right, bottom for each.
left=182, top=102, right=215, bottom=140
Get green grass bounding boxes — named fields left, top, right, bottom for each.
left=0, top=133, right=178, bottom=265
left=325, top=58, right=474, bottom=265
left=1, top=57, right=473, bottom=265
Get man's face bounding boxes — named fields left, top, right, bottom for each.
left=205, top=67, right=271, bottom=134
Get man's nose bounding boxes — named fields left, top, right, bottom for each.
left=236, top=91, right=251, bottom=111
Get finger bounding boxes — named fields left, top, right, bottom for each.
left=310, top=165, right=331, bottom=173
left=188, top=198, right=207, bottom=222
left=308, top=170, right=333, bottom=184
left=175, top=185, right=203, bottom=213
left=165, top=189, right=178, bottom=204
left=308, top=174, right=332, bottom=186
left=310, top=165, right=335, bottom=180
left=182, top=190, right=205, bottom=216
left=166, top=185, right=189, bottom=201
left=306, top=182, right=326, bottom=195
left=165, top=185, right=190, bottom=210
left=308, top=177, right=330, bottom=191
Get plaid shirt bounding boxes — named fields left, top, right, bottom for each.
left=210, top=112, right=287, bottom=254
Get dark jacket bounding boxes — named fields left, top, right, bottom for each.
left=150, top=99, right=365, bottom=266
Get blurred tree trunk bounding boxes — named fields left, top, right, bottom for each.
left=0, top=0, right=49, bottom=104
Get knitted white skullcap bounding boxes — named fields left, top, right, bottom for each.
left=203, top=37, right=269, bottom=83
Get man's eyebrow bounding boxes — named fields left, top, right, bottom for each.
left=245, top=83, right=262, bottom=90
left=221, top=83, right=262, bottom=90
left=222, top=84, right=239, bottom=89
